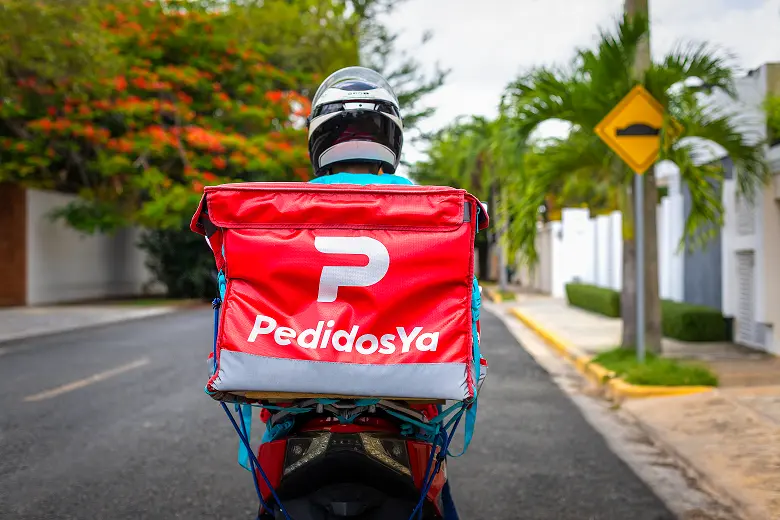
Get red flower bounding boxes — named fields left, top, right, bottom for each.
left=212, top=157, right=227, bottom=169
left=265, top=91, right=284, bottom=103
left=47, top=107, right=57, bottom=117
left=114, top=76, right=128, bottom=91
left=177, top=91, right=194, bottom=105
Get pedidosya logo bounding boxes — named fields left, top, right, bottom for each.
left=248, top=317, right=439, bottom=355
left=246, top=236, right=440, bottom=355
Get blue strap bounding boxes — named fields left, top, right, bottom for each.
left=383, top=409, right=440, bottom=434
left=429, top=401, right=465, bottom=425
left=409, top=411, right=464, bottom=520
left=211, top=298, right=221, bottom=374
left=217, top=270, right=227, bottom=300
left=237, top=403, right=253, bottom=471
left=262, top=417, right=295, bottom=443
left=221, top=402, right=293, bottom=520
left=354, top=398, right=381, bottom=406
left=447, top=277, right=482, bottom=457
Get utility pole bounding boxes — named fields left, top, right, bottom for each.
left=625, top=0, right=650, bottom=363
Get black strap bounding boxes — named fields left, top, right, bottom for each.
left=464, top=202, right=472, bottom=223
left=199, top=212, right=218, bottom=238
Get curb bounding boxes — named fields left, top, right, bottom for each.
left=0, top=307, right=183, bottom=348
left=508, top=307, right=715, bottom=401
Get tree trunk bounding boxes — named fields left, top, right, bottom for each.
left=487, top=181, right=499, bottom=282
left=643, top=166, right=663, bottom=354
left=624, top=0, right=661, bottom=355
left=620, top=183, right=637, bottom=349
left=497, top=185, right=509, bottom=291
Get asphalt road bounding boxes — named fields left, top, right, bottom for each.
left=0, top=308, right=674, bottom=520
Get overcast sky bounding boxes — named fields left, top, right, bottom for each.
left=384, top=0, right=780, bottom=171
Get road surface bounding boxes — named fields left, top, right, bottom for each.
left=0, top=309, right=673, bottom=519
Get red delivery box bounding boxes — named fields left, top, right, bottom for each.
left=190, top=182, right=488, bottom=402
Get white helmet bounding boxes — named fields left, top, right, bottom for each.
left=307, top=66, right=404, bottom=176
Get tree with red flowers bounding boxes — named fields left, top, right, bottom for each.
left=0, top=0, right=362, bottom=231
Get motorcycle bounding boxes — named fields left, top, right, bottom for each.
left=247, top=398, right=454, bottom=520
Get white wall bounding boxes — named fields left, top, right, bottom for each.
left=716, top=64, right=778, bottom=352
left=659, top=173, right=685, bottom=302
left=550, top=220, right=565, bottom=298
left=544, top=173, right=686, bottom=301
left=26, top=189, right=156, bottom=305
left=515, top=223, right=551, bottom=293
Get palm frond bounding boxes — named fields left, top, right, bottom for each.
left=664, top=142, right=725, bottom=251
left=646, top=41, right=737, bottom=104
left=669, top=94, right=768, bottom=201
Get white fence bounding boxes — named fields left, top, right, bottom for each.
left=518, top=173, right=686, bottom=301
left=26, top=189, right=159, bottom=305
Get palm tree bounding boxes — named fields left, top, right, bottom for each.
left=412, top=115, right=528, bottom=288
left=502, top=12, right=768, bottom=353
left=767, top=95, right=780, bottom=146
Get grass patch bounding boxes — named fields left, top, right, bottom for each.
left=592, top=347, right=718, bottom=387
left=497, top=290, right=516, bottom=301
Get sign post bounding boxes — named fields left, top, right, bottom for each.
left=595, top=85, right=681, bottom=362
left=634, top=173, right=645, bottom=363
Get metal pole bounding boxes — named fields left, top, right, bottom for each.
left=626, top=0, right=649, bottom=363
left=635, top=174, right=645, bottom=363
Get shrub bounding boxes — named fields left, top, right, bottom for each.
left=565, top=283, right=621, bottom=317
left=661, top=300, right=728, bottom=342
left=565, top=283, right=727, bottom=342
left=138, top=226, right=217, bottom=300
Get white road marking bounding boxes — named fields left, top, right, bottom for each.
left=24, top=357, right=150, bottom=402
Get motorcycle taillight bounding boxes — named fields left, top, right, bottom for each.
left=361, top=434, right=411, bottom=476
left=283, top=433, right=331, bottom=476
left=282, top=431, right=413, bottom=478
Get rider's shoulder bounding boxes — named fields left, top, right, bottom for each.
left=309, top=173, right=414, bottom=186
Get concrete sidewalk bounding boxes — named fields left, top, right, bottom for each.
left=0, top=304, right=186, bottom=346
left=511, top=293, right=780, bottom=520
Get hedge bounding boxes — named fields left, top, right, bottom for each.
left=661, top=300, right=728, bottom=342
left=564, top=283, right=729, bottom=342
left=565, top=283, right=621, bottom=318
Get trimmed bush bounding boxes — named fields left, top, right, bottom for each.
left=565, top=283, right=728, bottom=342
left=661, top=300, right=728, bottom=342
left=565, top=283, right=621, bottom=318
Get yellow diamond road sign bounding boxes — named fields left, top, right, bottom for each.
left=595, top=85, right=682, bottom=175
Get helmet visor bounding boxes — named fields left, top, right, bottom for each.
left=312, top=66, right=399, bottom=108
